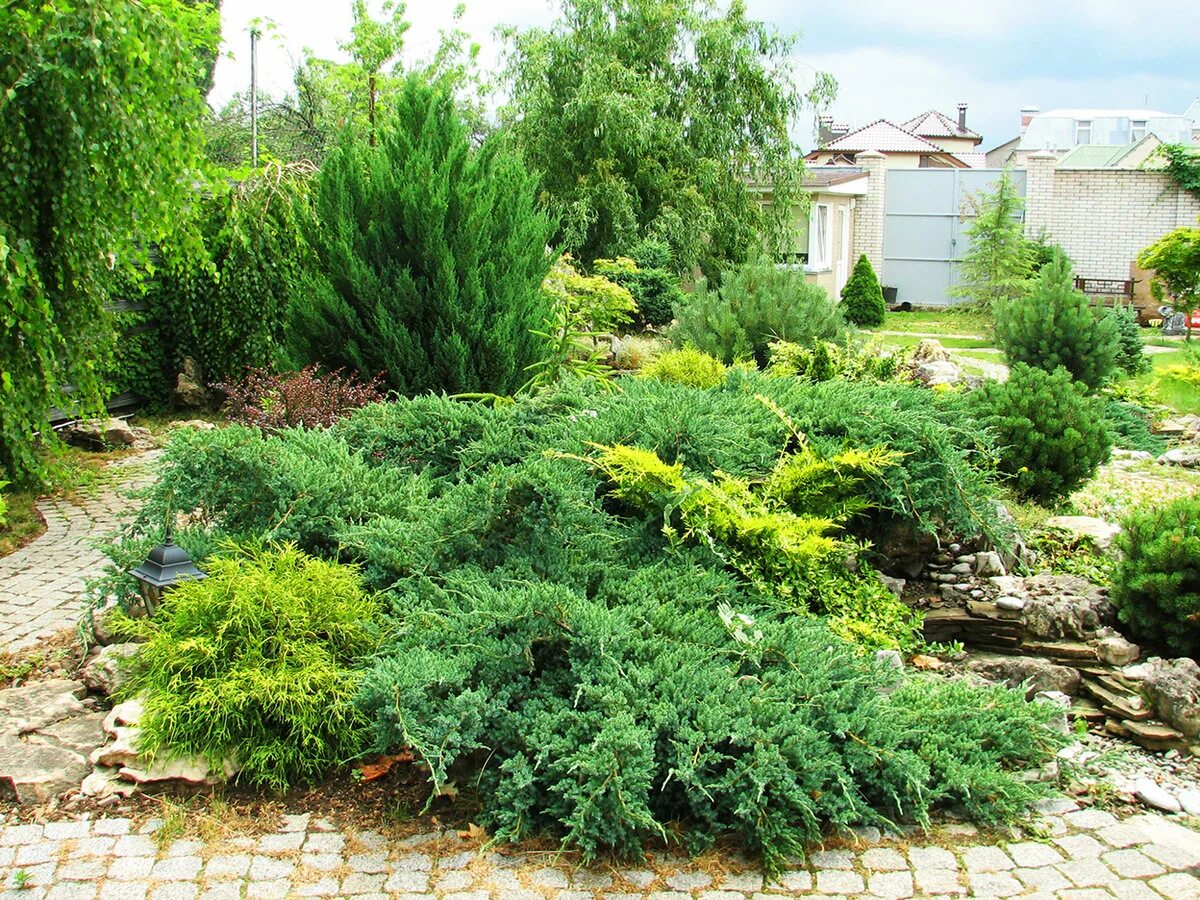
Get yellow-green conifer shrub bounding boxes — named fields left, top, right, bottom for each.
left=639, top=347, right=728, bottom=388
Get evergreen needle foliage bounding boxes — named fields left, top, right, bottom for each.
left=288, top=74, right=555, bottom=395
left=118, top=543, right=382, bottom=791
left=1111, top=496, right=1200, bottom=657
left=950, top=170, right=1033, bottom=313
left=994, top=252, right=1120, bottom=390
left=840, top=255, right=886, bottom=326
left=639, top=348, right=729, bottom=389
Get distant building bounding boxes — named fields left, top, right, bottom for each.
left=806, top=103, right=984, bottom=169
left=987, top=105, right=1194, bottom=167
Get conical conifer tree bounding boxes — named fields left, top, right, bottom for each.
left=839, top=255, right=886, bottom=326
left=288, top=74, right=555, bottom=395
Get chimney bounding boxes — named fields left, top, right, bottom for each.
left=1020, top=105, right=1040, bottom=133
left=832, top=122, right=850, bottom=138
left=818, top=115, right=833, bottom=145
left=957, top=102, right=968, bottom=132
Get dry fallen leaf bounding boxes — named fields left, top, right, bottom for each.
left=356, top=751, right=414, bottom=782
left=910, top=654, right=944, bottom=670
left=458, top=822, right=489, bottom=841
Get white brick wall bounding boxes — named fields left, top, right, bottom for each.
left=1024, top=159, right=1200, bottom=281
left=853, top=151, right=887, bottom=278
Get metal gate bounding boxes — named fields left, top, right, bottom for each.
left=883, top=168, right=1026, bottom=307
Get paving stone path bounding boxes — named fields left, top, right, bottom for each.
left=0, top=453, right=158, bottom=654
left=2, top=799, right=1200, bottom=899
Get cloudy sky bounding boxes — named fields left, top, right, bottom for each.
left=210, top=0, right=1200, bottom=153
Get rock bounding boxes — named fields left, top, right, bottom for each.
left=915, top=360, right=962, bottom=387
left=989, top=575, right=1024, bottom=595
left=967, top=654, right=1082, bottom=698
left=1095, top=634, right=1140, bottom=667
left=103, top=699, right=144, bottom=737
left=172, top=357, right=210, bottom=408
left=875, top=650, right=904, bottom=670
left=66, top=417, right=136, bottom=450
left=1129, top=658, right=1200, bottom=739
left=1111, top=448, right=1154, bottom=461
left=169, top=419, right=216, bottom=431
left=91, top=726, right=140, bottom=768
left=1135, top=778, right=1181, bottom=813
left=33, top=712, right=107, bottom=758
left=950, top=562, right=973, bottom=575
left=1042, top=516, right=1122, bottom=552
left=80, top=767, right=136, bottom=800
left=1020, top=575, right=1114, bottom=641
left=912, top=338, right=951, bottom=363
left=0, top=678, right=87, bottom=735
left=0, top=733, right=89, bottom=803
left=974, top=551, right=1006, bottom=577
left=1034, top=690, right=1072, bottom=735
left=119, top=754, right=233, bottom=786
left=876, top=572, right=906, bottom=599
left=1178, top=788, right=1200, bottom=816
left=996, top=596, right=1025, bottom=612
left=1158, top=447, right=1200, bottom=469
left=80, top=643, right=140, bottom=697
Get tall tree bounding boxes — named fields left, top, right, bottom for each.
left=1138, top=223, right=1200, bottom=340
left=950, top=169, right=1033, bottom=313
left=0, top=0, right=217, bottom=483
left=500, top=0, right=834, bottom=279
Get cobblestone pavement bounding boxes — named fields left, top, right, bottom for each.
left=2, top=799, right=1200, bottom=899
left=0, top=452, right=159, bottom=653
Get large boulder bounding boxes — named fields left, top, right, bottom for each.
left=80, top=643, right=140, bottom=697
left=915, top=360, right=962, bottom=387
left=66, top=417, right=136, bottom=450
left=0, top=734, right=89, bottom=803
left=1020, top=574, right=1114, bottom=641
left=1125, top=657, right=1200, bottom=739
left=912, top=339, right=952, bottom=363
left=1158, top=447, right=1200, bottom=469
left=1042, top=516, right=1122, bottom=552
left=172, top=357, right=210, bottom=408
left=967, top=653, right=1082, bottom=698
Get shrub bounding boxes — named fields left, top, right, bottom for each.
left=949, top=169, right=1033, bottom=312
left=288, top=75, right=554, bottom=395
left=118, top=542, right=382, bottom=791
left=1101, top=400, right=1164, bottom=454
left=993, top=253, right=1120, bottom=390
left=639, top=347, right=728, bottom=389
left=359, top=573, right=1061, bottom=872
left=217, top=366, right=385, bottom=432
left=1107, top=304, right=1151, bottom=377
left=768, top=339, right=898, bottom=383
left=969, top=364, right=1111, bottom=503
left=0, top=481, right=8, bottom=527
left=611, top=334, right=665, bottom=371
left=1111, top=496, right=1200, bottom=656
left=839, top=254, right=886, bottom=326
left=595, top=238, right=684, bottom=329
left=671, top=257, right=847, bottom=366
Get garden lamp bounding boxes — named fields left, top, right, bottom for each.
left=130, top=528, right=205, bottom=616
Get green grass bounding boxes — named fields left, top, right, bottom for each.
left=872, top=333, right=996, bottom=351
left=1124, top=350, right=1200, bottom=416
left=875, top=307, right=990, bottom=336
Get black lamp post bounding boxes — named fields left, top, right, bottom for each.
left=130, top=528, right=206, bottom=616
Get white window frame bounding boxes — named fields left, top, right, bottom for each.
left=806, top=203, right=831, bottom=272
left=1131, top=119, right=1147, bottom=141
left=1075, top=119, right=1092, bottom=145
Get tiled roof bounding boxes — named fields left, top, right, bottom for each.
left=901, top=109, right=982, bottom=140
left=803, top=168, right=867, bottom=187
left=819, top=119, right=949, bottom=153
left=950, top=152, right=987, bottom=168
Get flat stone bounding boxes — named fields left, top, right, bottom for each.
left=814, top=870, right=865, bottom=894
left=962, top=845, right=1014, bottom=872
left=91, top=726, right=140, bottom=767
left=0, top=678, right=87, bottom=734
left=1006, top=841, right=1064, bottom=867
left=0, top=732, right=89, bottom=803
left=861, top=847, right=908, bottom=871
left=1102, top=848, right=1165, bottom=878
left=1135, top=777, right=1182, bottom=812
left=1043, top=516, right=1121, bottom=551
left=1179, top=788, right=1200, bottom=816
left=995, top=596, right=1025, bottom=611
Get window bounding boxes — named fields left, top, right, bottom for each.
left=807, top=203, right=830, bottom=271
left=1131, top=119, right=1147, bottom=141
left=1075, top=120, right=1092, bottom=145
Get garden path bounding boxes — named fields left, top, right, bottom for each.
left=0, top=452, right=158, bottom=654
left=2, top=799, right=1200, bottom=899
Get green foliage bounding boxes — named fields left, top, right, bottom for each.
left=994, top=252, right=1120, bottom=390
left=500, top=0, right=835, bottom=278
left=595, top=238, right=685, bottom=328
left=1138, top=223, right=1200, bottom=337
left=1107, top=304, right=1152, bottom=376
left=287, top=75, right=554, bottom=395
left=1111, top=496, right=1200, bottom=656
left=639, top=348, right=728, bottom=389
left=95, top=270, right=172, bottom=404
left=0, top=481, right=8, bottom=528
left=0, top=0, right=217, bottom=483
left=118, top=542, right=382, bottom=791
left=1157, top=144, right=1200, bottom=202
left=840, top=255, right=886, bottom=326
left=768, top=339, right=899, bottom=383
left=969, top=364, right=1112, bottom=503
left=672, top=258, right=847, bottom=366
left=359, top=573, right=1060, bottom=871
left=1101, top=400, right=1164, bottom=454
left=1029, top=527, right=1115, bottom=585
left=158, top=163, right=315, bottom=384
left=950, top=170, right=1033, bottom=312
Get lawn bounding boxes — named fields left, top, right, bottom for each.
left=1130, top=349, right=1200, bottom=415
left=875, top=307, right=990, bottom=336
left=870, top=332, right=996, bottom=351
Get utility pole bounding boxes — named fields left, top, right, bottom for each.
left=250, top=26, right=260, bottom=167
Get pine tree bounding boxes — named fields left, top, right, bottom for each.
left=839, top=254, right=886, bottom=326
left=288, top=74, right=555, bottom=395
left=994, top=250, right=1120, bottom=390
left=951, top=170, right=1033, bottom=313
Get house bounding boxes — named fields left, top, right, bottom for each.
left=806, top=104, right=984, bottom=169
left=987, top=105, right=1194, bottom=167
left=1187, top=98, right=1200, bottom=141
left=1055, top=134, right=1163, bottom=169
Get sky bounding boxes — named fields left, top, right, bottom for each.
left=210, top=0, right=1200, bottom=153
